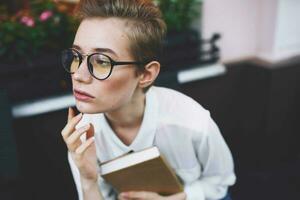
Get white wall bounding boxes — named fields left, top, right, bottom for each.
left=257, top=0, right=278, bottom=57
left=201, top=0, right=300, bottom=63
left=273, top=0, right=300, bottom=58
left=202, top=0, right=260, bottom=62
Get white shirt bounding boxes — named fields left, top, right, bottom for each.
left=68, top=86, right=236, bottom=200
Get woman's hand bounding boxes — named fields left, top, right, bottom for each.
left=61, top=107, right=98, bottom=186
left=118, top=191, right=186, bottom=200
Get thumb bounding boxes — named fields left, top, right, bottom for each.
left=86, top=123, right=95, bottom=139
left=68, top=107, right=76, bottom=122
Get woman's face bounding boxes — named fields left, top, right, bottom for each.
left=71, top=17, right=141, bottom=114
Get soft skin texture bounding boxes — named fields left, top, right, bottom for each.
left=72, top=17, right=144, bottom=115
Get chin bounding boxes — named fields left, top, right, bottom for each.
left=75, top=101, right=103, bottom=114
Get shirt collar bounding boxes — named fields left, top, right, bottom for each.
left=99, top=87, right=158, bottom=153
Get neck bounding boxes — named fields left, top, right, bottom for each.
left=105, top=88, right=146, bottom=131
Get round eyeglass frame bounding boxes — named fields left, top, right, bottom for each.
left=62, top=48, right=145, bottom=80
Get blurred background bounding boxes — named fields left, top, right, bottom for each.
left=0, top=0, right=299, bottom=199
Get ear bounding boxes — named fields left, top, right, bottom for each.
left=138, top=61, right=160, bottom=89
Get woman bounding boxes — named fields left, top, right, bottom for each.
left=61, top=0, right=236, bottom=199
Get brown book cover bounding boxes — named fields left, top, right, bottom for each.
left=100, top=146, right=183, bottom=196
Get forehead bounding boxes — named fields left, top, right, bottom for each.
left=73, top=17, right=131, bottom=58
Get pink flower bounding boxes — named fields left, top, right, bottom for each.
left=20, top=16, right=35, bottom=27
left=39, top=10, right=53, bottom=22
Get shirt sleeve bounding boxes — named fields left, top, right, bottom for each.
left=67, top=152, right=116, bottom=200
left=184, top=115, right=236, bottom=200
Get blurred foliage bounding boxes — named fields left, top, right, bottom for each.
left=0, top=0, right=201, bottom=63
left=156, top=0, right=201, bottom=33
left=0, top=0, right=78, bottom=64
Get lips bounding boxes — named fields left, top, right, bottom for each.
left=73, top=89, right=95, bottom=101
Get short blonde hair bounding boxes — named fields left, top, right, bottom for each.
left=76, top=0, right=166, bottom=66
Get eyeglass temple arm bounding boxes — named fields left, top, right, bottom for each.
left=112, top=61, right=145, bottom=66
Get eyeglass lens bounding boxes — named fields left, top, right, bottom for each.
left=61, top=49, right=113, bottom=80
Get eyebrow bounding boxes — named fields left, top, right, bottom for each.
left=72, top=44, right=118, bottom=57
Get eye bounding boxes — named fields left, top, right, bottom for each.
left=93, top=55, right=111, bottom=67
left=98, top=60, right=110, bottom=66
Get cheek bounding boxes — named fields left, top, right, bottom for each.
left=93, top=69, right=139, bottom=111
left=104, top=70, right=137, bottom=97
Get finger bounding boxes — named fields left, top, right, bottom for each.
left=67, top=124, right=90, bottom=144
left=68, top=140, right=82, bottom=153
left=75, top=136, right=95, bottom=154
left=117, top=195, right=129, bottom=200
left=118, top=193, right=130, bottom=200
left=86, top=123, right=94, bottom=139
left=68, top=107, right=75, bottom=122
left=61, top=112, right=82, bottom=140
left=65, top=124, right=90, bottom=151
left=165, top=192, right=186, bottom=200
left=121, top=191, right=158, bottom=199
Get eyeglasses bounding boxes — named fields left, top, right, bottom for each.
left=61, top=48, right=144, bottom=80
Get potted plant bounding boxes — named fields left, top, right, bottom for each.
left=0, top=0, right=78, bottom=103
left=0, top=0, right=78, bottom=63
left=155, top=0, right=202, bottom=70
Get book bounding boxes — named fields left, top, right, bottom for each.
left=99, top=146, right=183, bottom=196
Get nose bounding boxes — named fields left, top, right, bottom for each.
left=72, top=57, right=93, bottom=83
